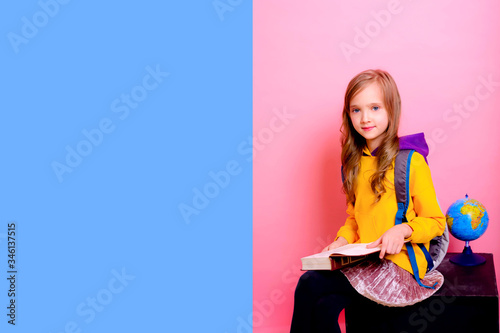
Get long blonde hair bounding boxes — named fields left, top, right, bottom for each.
left=340, top=69, right=401, bottom=205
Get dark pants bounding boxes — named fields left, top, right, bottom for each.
left=290, top=270, right=361, bottom=333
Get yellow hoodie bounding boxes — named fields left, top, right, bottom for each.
left=336, top=147, right=446, bottom=279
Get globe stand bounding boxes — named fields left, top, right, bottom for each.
left=450, top=241, right=486, bottom=266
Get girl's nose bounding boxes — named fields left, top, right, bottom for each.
left=361, top=111, right=370, bottom=123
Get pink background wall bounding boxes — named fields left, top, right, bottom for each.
left=254, top=1, right=500, bottom=331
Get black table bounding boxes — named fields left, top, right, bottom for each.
left=345, top=253, right=499, bottom=332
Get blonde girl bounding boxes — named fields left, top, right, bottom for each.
left=290, top=69, right=445, bottom=333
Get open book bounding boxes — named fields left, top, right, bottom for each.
left=301, top=243, right=381, bottom=271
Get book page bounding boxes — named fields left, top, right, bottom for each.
left=301, top=243, right=381, bottom=261
left=328, top=243, right=381, bottom=256
left=301, top=243, right=382, bottom=262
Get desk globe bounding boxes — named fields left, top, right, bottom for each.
left=446, top=194, right=489, bottom=266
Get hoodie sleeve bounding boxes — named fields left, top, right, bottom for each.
left=336, top=201, right=359, bottom=243
left=405, top=153, right=446, bottom=243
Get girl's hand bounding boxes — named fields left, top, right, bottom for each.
left=366, top=224, right=413, bottom=259
left=321, top=237, right=348, bottom=252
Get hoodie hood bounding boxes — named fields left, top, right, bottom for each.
left=369, top=132, right=429, bottom=162
left=399, top=132, right=429, bottom=160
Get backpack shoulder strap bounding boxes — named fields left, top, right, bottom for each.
left=394, top=149, right=437, bottom=289
left=394, top=149, right=412, bottom=223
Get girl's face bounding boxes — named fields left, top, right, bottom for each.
left=348, top=82, right=389, bottom=152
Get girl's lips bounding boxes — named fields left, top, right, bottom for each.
left=362, top=126, right=375, bottom=131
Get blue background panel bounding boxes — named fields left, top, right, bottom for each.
left=0, top=1, right=252, bottom=332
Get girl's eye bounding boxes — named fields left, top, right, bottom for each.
left=372, top=106, right=379, bottom=111
left=351, top=108, right=360, bottom=113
